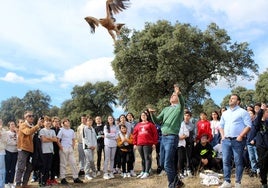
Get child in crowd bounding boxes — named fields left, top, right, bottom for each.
left=83, top=116, right=97, bottom=181
left=39, top=116, right=57, bottom=186
left=57, top=118, right=83, bottom=185
left=5, top=121, right=18, bottom=186
left=196, top=112, right=212, bottom=142
left=133, top=111, right=158, bottom=179
left=177, top=117, right=189, bottom=178
left=103, top=116, right=118, bottom=180
left=94, top=116, right=105, bottom=176
left=117, top=124, right=134, bottom=178
left=192, top=134, right=221, bottom=173
left=0, top=119, right=8, bottom=188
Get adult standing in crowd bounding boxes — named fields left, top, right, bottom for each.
left=15, top=111, right=43, bottom=186
left=219, top=94, right=251, bottom=188
left=77, top=114, right=87, bottom=176
left=148, top=84, right=185, bottom=188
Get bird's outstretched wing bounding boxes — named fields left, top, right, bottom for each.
left=84, top=16, right=100, bottom=33
left=106, top=0, right=130, bottom=16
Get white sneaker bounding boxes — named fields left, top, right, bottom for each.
left=186, top=170, right=192, bottom=177
left=219, top=181, right=232, bottom=188
left=92, top=171, right=97, bottom=178
left=137, top=172, right=144, bottom=178
left=109, top=173, right=115, bottom=179
left=126, top=173, right=131, bottom=178
left=123, top=173, right=127, bottom=178
left=141, top=172, right=149, bottom=179
left=159, top=170, right=166, bottom=176
left=103, top=173, right=111, bottom=180
left=130, top=170, right=136, bottom=177
left=85, top=175, right=93, bottom=180
left=5, top=184, right=11, bottom=188
left=235, top=183, right=242, bottom=188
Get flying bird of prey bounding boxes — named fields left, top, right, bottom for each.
left=85, top=0, right=130, bottom=42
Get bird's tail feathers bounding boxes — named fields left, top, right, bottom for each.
left=84, top=16, right=100, bottom=33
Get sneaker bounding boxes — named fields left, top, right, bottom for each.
left=186, top=170, right=192, bottom=177
left=126, top=173, right=131, bottom=178
left=159, top=170, right=166, bottom=176
left=5, top=184, right=10, bottom=188
left=123, top=173, right=127, bottom=178
left=103, top=173, right=111, bottom=180
left=50, top=179, right=58, bottom=185
left=141, top=172, right=149, bottom=179
left=85, top=175, right=93, bottom=180
left=97, top=171, right=101, bottom=176
left=73, top=178, right=83, bottom=183
left=137, top=172, right=144, bottom=178
left=92, top=171, right=97, bottom=178
left=46, top=179, right=52, bottom=186
left=61, top=178, right=68, bottom=185
left=179, top=173, right=185, bottom=179
left=109, top=173, right=115, bottom=179
left=235, top=183, right=242, bottom=188
left=78, top=170, right=85, bottom=176
left=130, top=170, right=136, bottom=177
left=219, top=181, right=232, bottom=188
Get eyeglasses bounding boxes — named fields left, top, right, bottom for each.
left=27, top=115, right=34, bottom=118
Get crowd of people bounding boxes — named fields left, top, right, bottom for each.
left=0, top=88, right=268, bottom=188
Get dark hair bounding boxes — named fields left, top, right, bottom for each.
left=105, top=115, right=115, bottom=133
left=139, top=110, right=152, bottom=122
left=184, top=111, right=192, bottom=116
left=210, top=111, right=220, bottom=120
left=119, top=124, right=127, bottom=130
left=248, top=109, right=255, bottom=115
left=126, top=112, right=134, bottom=120
left=231, top=94, right=241, bottom=103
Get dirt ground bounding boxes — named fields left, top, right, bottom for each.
left=28, top=149, right=261, bottom=188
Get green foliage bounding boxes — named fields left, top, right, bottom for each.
left=0, top=97, right=24, bottom=125
left=254, top=69, right=268, bottom=103
left=112, top=20, right=258, bottom=115
left=202, top=98, right=220, bottom=119
left=220, top=86, right=255, bottom=108
left=59, top=81, right=117, bottom=128
left=0, top=90, right=51, bottom=125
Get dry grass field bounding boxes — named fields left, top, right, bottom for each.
left=29, top=147, right=261, bottom=188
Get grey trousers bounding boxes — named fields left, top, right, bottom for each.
left=15, top=150, right=32, bottom=186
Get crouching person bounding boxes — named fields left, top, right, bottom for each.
left=192, top=134, right=221, bottom=174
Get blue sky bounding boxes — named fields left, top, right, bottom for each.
left=0, top=0, right=268, bottom=116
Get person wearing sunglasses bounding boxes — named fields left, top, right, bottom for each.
left=15, top=111, right=43, bottom=187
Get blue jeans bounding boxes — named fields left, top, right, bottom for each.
left=222, top=138, right=246, bottom=183
left=160, top=135, right=178, bottom=187
left=247, top=144, right=258, bottom=172
left=0, top=155, right=5, bottom=188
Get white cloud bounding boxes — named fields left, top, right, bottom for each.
left=0, top=72, right=56, bottom=84
left=61, top=57, right=116, bottom=86
left=0, top=72, right=25, bottom=83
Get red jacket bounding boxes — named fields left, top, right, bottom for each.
left=133, top=121, right=158, bottom=146
left=196, top=119, right=212, bottom=141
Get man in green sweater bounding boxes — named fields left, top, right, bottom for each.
left=148, top=84, right=185, bottom=188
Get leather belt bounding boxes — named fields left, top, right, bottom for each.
left=162, top=134, right=177, bottom=136
left=225, top=137, right=237, bottom=140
